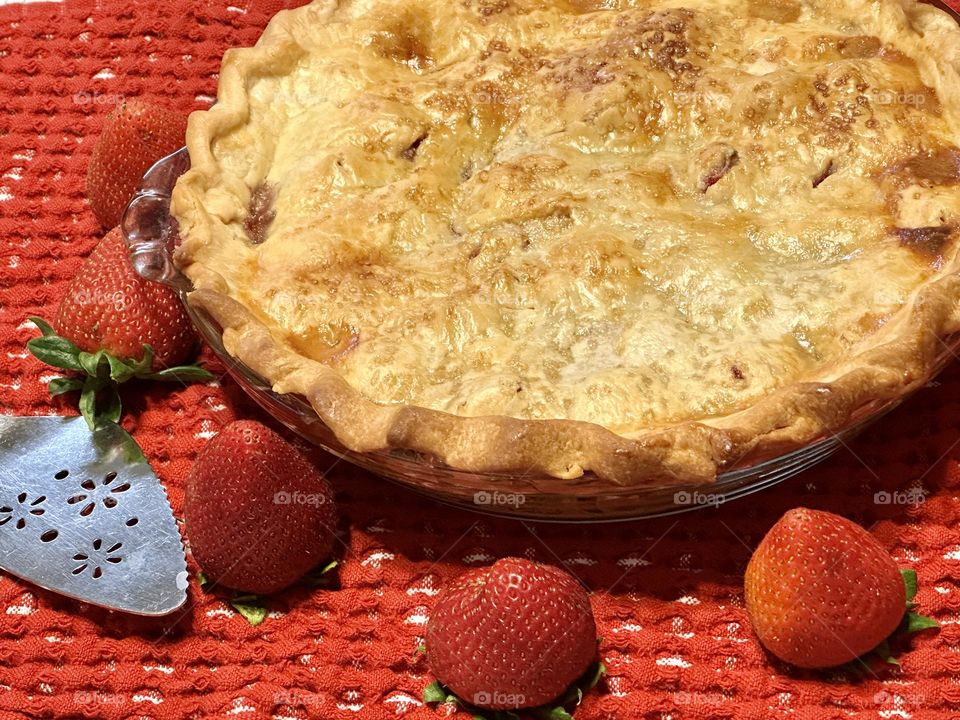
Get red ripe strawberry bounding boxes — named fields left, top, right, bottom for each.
left=54, top=227, right=196, bottom=369
left=745, top=508, right=906, bottom=668
left=426, top=557, right=597, bottom=710
left=86, top=99, right=187, bottom=228
left=184, top=420, right=339, bottom=595
left=27, top=228, right=209, bottom=428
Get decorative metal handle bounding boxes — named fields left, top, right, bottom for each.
left=121, top=147, right=192, bottom=292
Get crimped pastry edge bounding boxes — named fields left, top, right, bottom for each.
left=171, top=0, right=960, bottom=486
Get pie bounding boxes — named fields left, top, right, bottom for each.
left=170, top=0, right=960, bottom=485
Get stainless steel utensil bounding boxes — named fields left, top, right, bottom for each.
left=0, top=416, right=187, bottom=615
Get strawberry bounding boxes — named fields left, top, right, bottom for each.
left=55, top=228, right=197, bottom=367
left=27, top=227, right=210, bottom=428
left=184, top=420, right=339, bottom=595
left=86, top=99, right=187, bottom=228
left=745, top=507, right=937, bottom=669
left=425, top=557, right=598, bottom=711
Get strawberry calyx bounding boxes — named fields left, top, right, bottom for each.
left=302, top=559, right=340, bottom=587
left=195, top=560, right=339, bottom=627
left=900, top=568, right=940, bottom=633
left=422, top=657, right=606, bottom=720
left=842, top=569, right=938, bottom=675
left=197, top=570, right=269, bottom=627
left=27, top=316, right=213, bottom=429
left=230, top=595, right=269, bottom=627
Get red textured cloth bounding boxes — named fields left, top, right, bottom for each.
left=1, top=1, right=959, bottom=718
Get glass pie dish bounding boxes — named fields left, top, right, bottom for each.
left=121, top=145, right=960, bottom=521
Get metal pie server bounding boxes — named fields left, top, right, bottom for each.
left=0, top=416, right=188, bottom=615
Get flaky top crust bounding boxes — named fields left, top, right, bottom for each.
left=172, top=0, right=960, bottom=485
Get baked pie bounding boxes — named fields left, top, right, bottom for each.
left=171, top=0, right=960, bottom=485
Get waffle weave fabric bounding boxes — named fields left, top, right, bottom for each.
left=1, top=1, right=960, bottom=718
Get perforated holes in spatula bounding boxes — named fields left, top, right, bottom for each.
left=0, top=492, right=47, bottom=530
left=73, top=538, right=124, bottom=579
left=0, top=416, right=187, bottom=615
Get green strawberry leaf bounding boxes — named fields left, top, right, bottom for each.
left=896, top=569, right=939, bottom=635
left=421, top=681, right=464, bottom=708
left=544, top=708, right=574, bottom=720
left=78, top=376, right=105, bottom=430
left=874, top=640, right=900, bottom=667
left=556, top=660, right=605, bottom=708
left=100, top=384, right=122, bottom=425
left=199, top=581, right=268, bottom=626
left=27, top=335, right=84, bottom=372
left=558, top=686, right=583, bottom=707
left=140, top=364, right=214, bottom=383
left=106, top=354, right=139, bottom=383
left=29, top=316, right=57, bottom=337
left=901, top=569, right=918, bottom=605
left=27, top=326, right=210, bottom=426
left=122, top=436, right=148, bottom=464
left=78, top=350, right=111, bottom=380
left=584, top=661, right=606, bottom=690
left=77, top=374, right=123, bottom=430
left=903, top=612, right=939, bottom=634
left=48, top=377, right=84, bottom=397
left=302, top=559, right=339, bottom=587
left=422, top=681, right=446, bottom=704
left=129, top=345, right=155, bottom=376
left=230, top=597, right=267, bottom=626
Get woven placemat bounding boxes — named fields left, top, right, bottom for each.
left=0, top=1, right=958, bottom=717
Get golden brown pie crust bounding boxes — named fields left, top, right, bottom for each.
left=172, top=0, right=960, bottom=485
